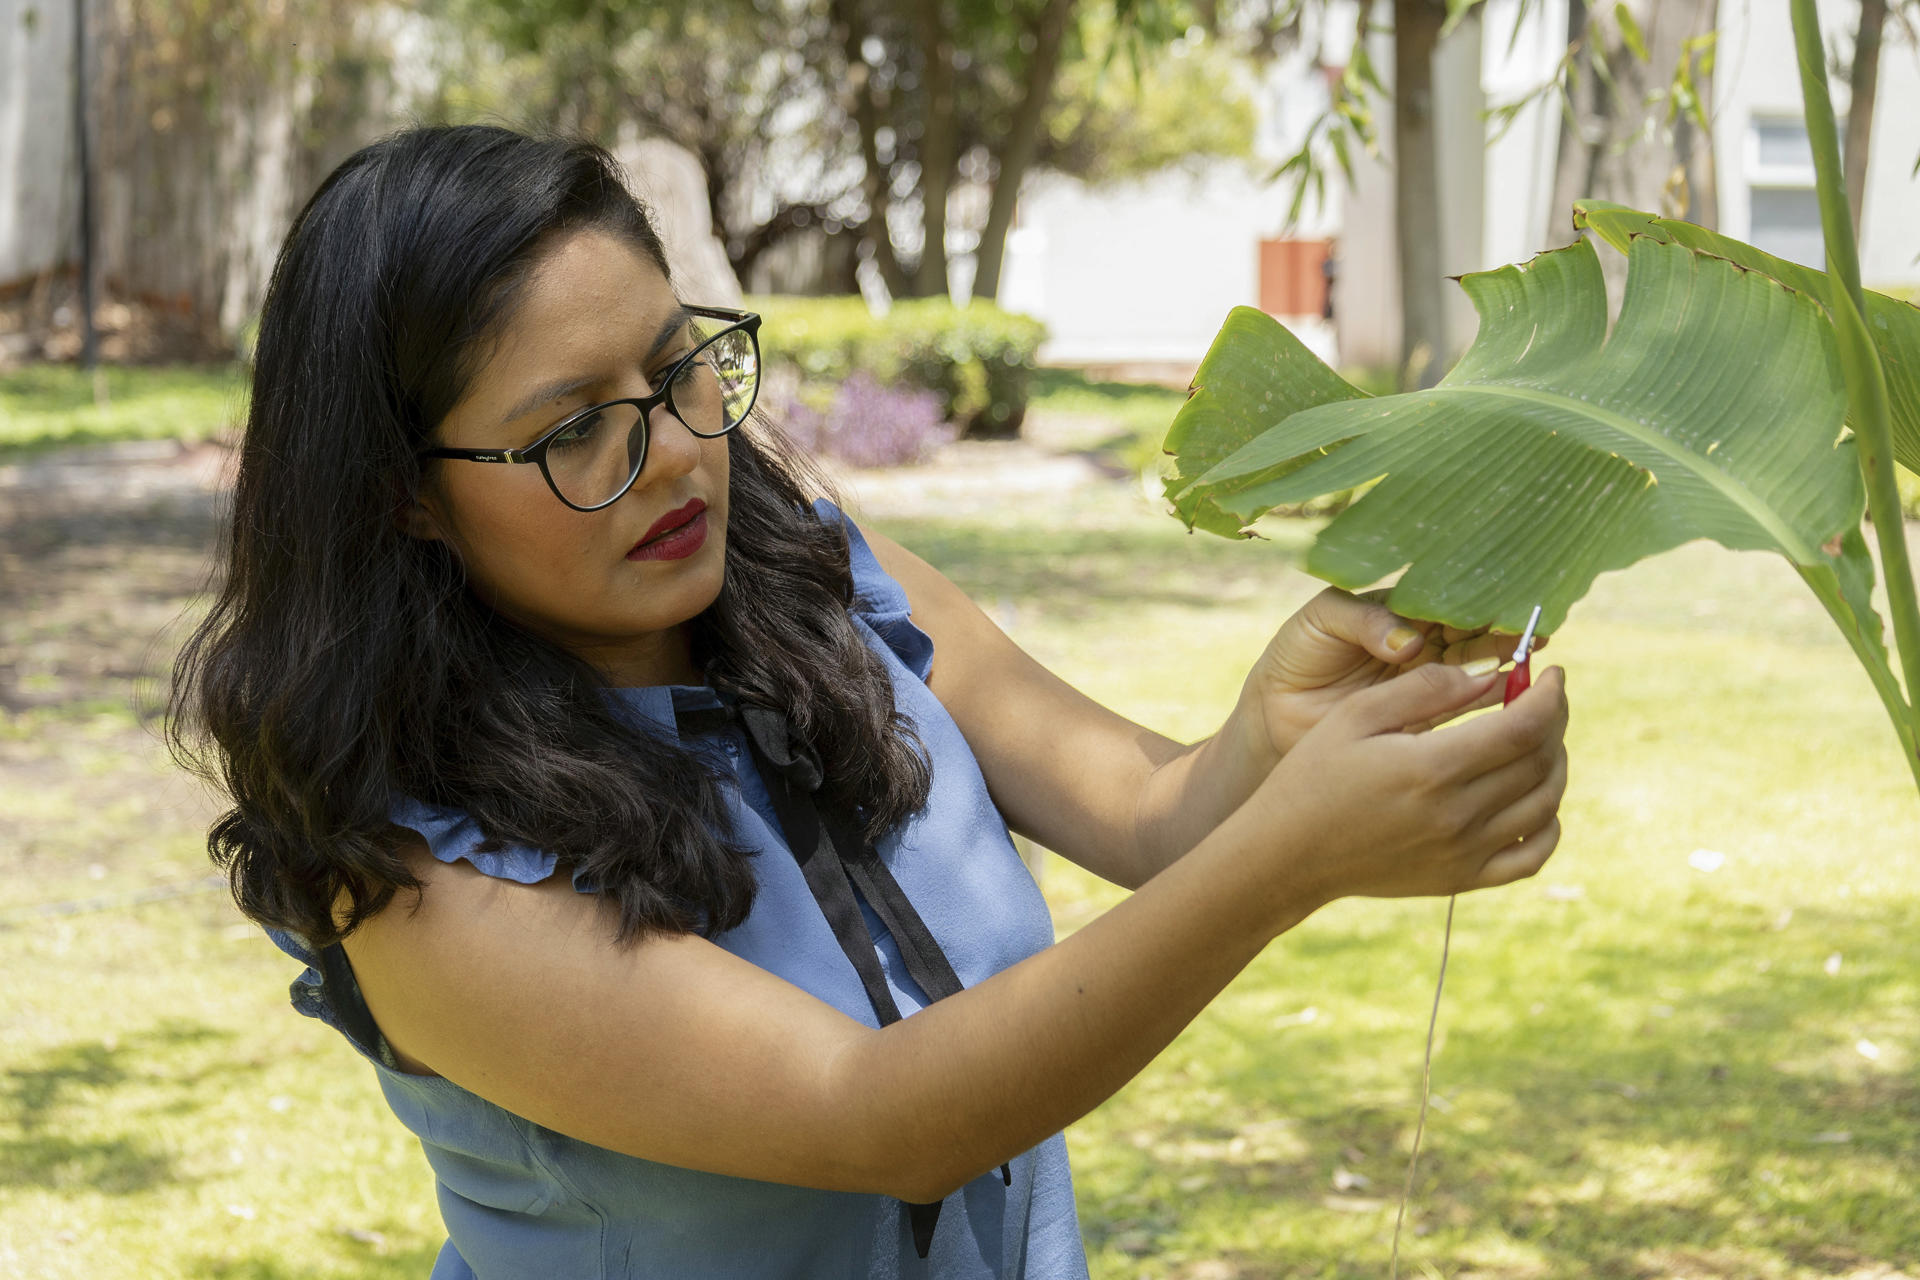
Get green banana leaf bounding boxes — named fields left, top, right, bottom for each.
left=1164, top=229, right=1915, bottom=762
left=1575, top=200, right=1920, bottom=474
left=1164, top=233, right=1886, bottom=650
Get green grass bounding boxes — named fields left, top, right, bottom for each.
left=1028, top=368, right=1189, bottom=479
left=0, top=364, right=247, bottom=458
left=4, top=440, right=1919, bottom=1274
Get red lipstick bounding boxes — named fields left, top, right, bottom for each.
left=629, top=499, right=708, bottom=562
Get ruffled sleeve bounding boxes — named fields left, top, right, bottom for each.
left=387, top=793, right=597, bottom=890
left=810, top=496, right=934, bottom=683
left=257, top=796, right=610, bottom=1075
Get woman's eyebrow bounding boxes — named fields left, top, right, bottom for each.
left=492, top=305, right=695, bottom=430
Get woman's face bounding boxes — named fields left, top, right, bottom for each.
left=411, top=228, right=730, bottom=687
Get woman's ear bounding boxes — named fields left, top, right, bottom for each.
left=395, top=482, right=450, bottom=542
left=399, top=502, right=446, bottom=541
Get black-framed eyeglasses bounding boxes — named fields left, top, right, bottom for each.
left=419, top=305, right=762, bottom=513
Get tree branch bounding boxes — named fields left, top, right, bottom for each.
left=971, top=0, right=1077, bottom=303
left=1844, top=0, right=1886, bottom=237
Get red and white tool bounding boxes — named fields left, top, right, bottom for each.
left=1503, top=604, right=1544, bottom=707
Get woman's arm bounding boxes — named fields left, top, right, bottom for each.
left=858, top=527, right=1339, bottom=888
left=342, top=661, right=1567, bottom=1203
left=857, top=524, right=1217, bottom=889
left=859, top=529, right=1521, bottom=888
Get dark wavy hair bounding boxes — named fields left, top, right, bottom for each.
left=168, top=123, right=934, bottom=951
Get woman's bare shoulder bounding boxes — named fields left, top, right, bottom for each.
left=325, top=825, right=900, bottom=1194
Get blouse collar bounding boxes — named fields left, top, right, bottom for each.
left=608, top=683, right=733, bottom=747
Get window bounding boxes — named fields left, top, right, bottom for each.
left=1746, top=115, right=1842, bottom=268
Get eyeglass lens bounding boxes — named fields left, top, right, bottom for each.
left=544, top=326, right=759, bottom=509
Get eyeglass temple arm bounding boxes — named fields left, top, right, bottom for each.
left=419, top=447, right=536, bottom=463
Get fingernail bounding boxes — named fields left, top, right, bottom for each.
left=1462, top=656, right=1500, bottom=677
left=1387, top=626, right=1420, bottom=651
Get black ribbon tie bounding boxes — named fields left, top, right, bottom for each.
left=680, top=691, right=1010, bottom=1260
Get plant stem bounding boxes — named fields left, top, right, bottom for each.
left=1790, top=0, right=1920, bottom=781
left=1798, top=564, right=1920, bottom=793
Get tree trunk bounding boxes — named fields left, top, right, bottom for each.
left=73, top=0, right=98, bottom=370
left=970, top=0, right=1076, bottom=304
left=912, top=0, right=957, bottom=297
left=1845, top=0, right=1885, bottom=238
left=1671, top=0, right=1718, bottom=227
left=830, top=0, right=911, bottom=297
left=699, top=140, right=735, bottom=269
left=1549, top=0, right=1719, bottom=235
left=1393, top=0, right=1447, bottom=390
left=1546, top=0, right=1601, bottom=243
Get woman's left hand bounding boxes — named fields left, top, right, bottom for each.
left=1134, top=586, right=1552, bottom=882
left=1233, top=586, right=1549, bottom=770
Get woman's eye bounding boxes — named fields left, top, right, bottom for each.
left=650, top=347, right=696, bottom=387
left=550, top=411, right=605, bottom=450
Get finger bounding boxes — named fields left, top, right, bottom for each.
left=1438, top=631, right=1528, bottom=670
left=1339, top=659, right=1503, bottom=737
left=1456, top=739, right=1568, bottom=840
left=1421, top=665, right=1567, bottom=780
left=1471, top=817, right=1563, bottom=890
left=1412, top=678, right=1508, bottom=730
left=1438, top=621, right=1554, bottom=654
left=1302, top=585, right=1430, bottom=665
left=1378, top=619, right=1429, bottom=663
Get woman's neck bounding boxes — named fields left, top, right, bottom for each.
left=574, top=624, right=704, bottom=688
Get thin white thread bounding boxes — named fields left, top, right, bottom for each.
left=1390, top=893, right=1455, bottom=1279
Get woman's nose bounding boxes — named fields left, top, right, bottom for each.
left=638, top=403, right=702, bottom=483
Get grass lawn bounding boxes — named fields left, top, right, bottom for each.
left=1028, top=368, right=1191, bottom=479
left=3, top=421, right=1918, bottom=1274
left=0, top=364, right=246, bottom=459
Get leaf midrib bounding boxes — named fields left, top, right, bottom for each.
left=1445, top=381, right=1822, bottom=563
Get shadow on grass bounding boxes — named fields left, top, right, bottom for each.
left=1, top=1019, right=239, bottom=1196
left=1030, top=367, right=1186, bottom=404
left=873, top=515, right=1314, bottom=621
left=1, top=446, right=224, bottom=718
left=188, top=1235, right=447, bottom=1280
left=1077, top=897, right=1920, bottom=1277
left=0, top=487, right=223, bottom=559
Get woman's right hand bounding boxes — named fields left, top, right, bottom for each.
left=1244, top=659, right=1569, bottom=916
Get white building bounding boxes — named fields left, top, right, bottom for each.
left=999, top=0, right=1920, bottom=378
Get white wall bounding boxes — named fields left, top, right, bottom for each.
left=998, top=27, right=1344, bottom=370
left=1000, top=162, right=1337, bottom=367
left=1480, top=0, right=1570, bottom=264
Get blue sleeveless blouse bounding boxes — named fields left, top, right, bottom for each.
left=263, top=497, right=1091, bottom=1279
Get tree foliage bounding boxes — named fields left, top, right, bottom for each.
left=431, top=0, right=1257, bottom=297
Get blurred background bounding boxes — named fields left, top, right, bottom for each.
left=4, top=2, right=1920, bottom=1277
left=6, top=0, right=1919, bottom=412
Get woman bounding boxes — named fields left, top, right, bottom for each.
left=171, top=124, right=1568, bottom=1279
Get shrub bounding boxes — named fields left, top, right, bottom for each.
left=760, top=368, right=954, bottom=468
left=747, top=294, right=1047, bottom=439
